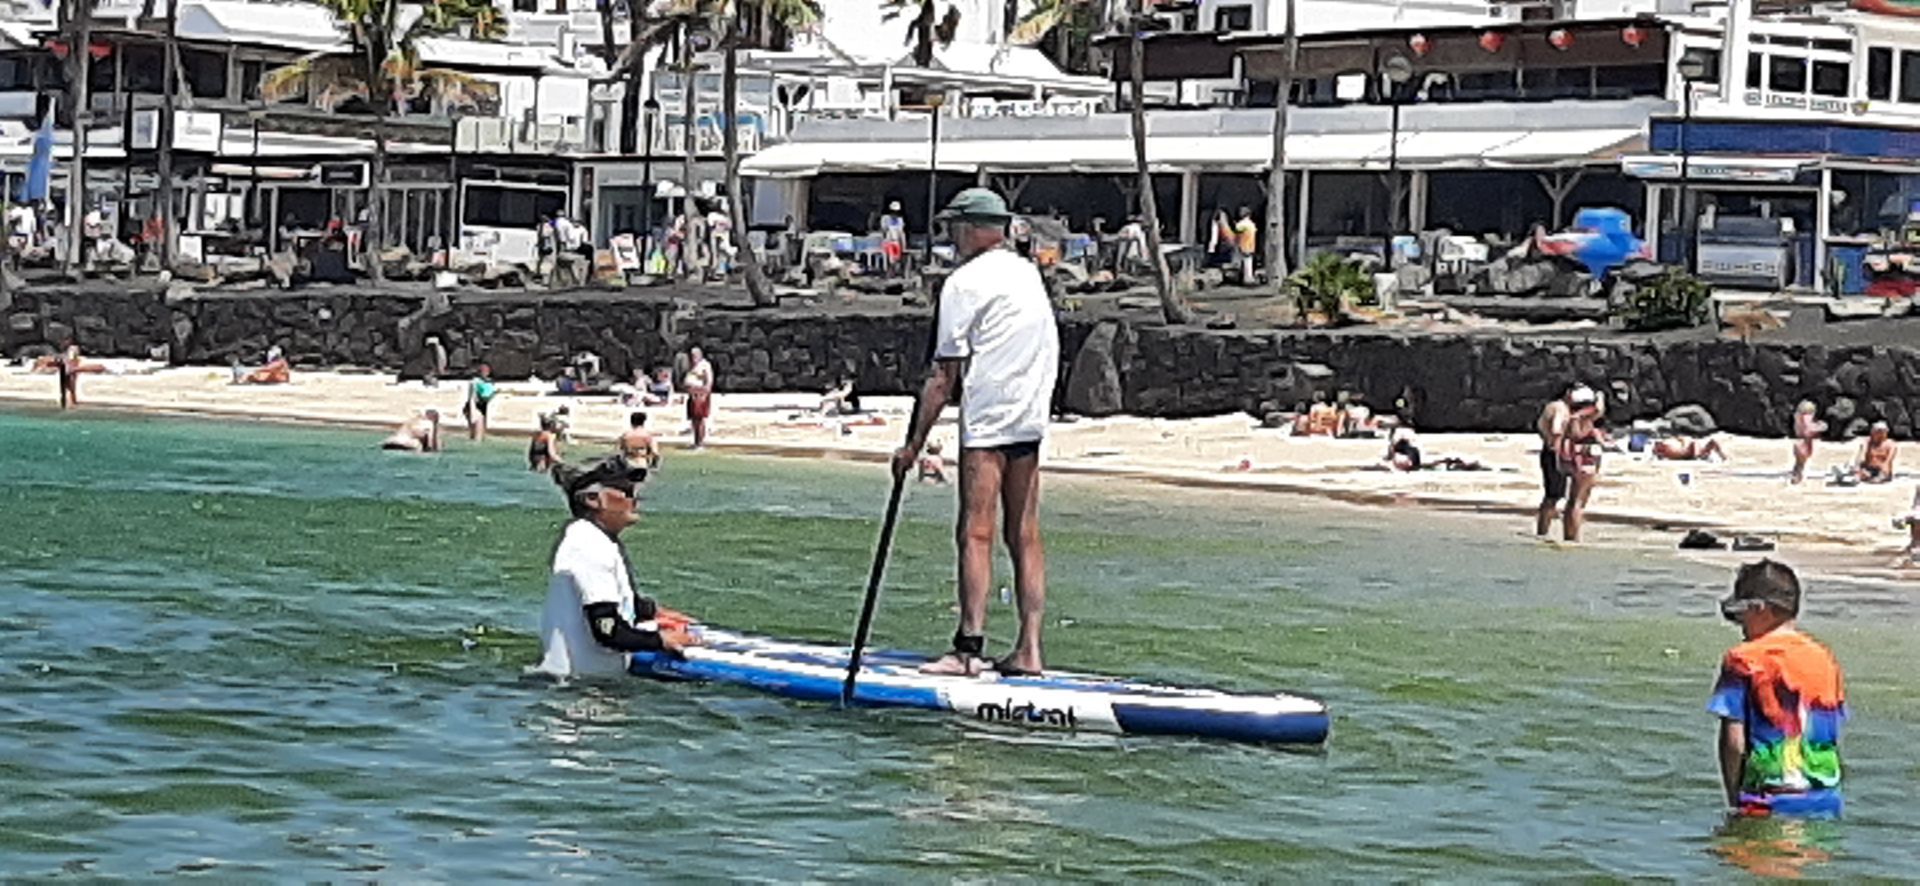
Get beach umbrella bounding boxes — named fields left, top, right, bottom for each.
left=15, top=111, right=53, bottom=203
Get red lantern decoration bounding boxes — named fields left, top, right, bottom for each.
left=1408, top=33, right=1431, bottom=57
left=1548, top=28, right=1574, bottom=51
left=1478, top=31, right=1506, bottom=53
left=1621, top=25, right=1646, bottom=47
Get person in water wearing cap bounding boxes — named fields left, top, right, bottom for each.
left=1557, top=386, right=1608, bottom=543
left=893, top=187, right=1060, bottom=677
left=1709, top=559, right=1846, bottom=818
left=1534, top=384, right=1580, bottom=537
left=535, top=456, right=698, bottom=678
left=1850, top=421, right=1898, bottom=484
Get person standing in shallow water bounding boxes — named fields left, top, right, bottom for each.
left=892, top=188, right=1060, bottom=677
left=1534, top=384, right=1577, bottom=537
left=1709, top=559, right=1846, bottom=819
left=1557, top=386, right=1606, bottom=543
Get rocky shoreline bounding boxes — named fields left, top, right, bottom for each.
left=6, top=282, right=1920, bottom=438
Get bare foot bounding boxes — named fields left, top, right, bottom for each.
left=992, top=656, right=1043, bottom=677
left=918, top=653, right=984, bottom=676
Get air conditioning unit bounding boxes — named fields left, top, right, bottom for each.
left=476, top=118, right=509, bottom=152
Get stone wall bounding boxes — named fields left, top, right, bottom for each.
left=6, top=285, right=1920, bottom=437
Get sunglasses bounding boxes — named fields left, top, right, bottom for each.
left=1719, top=597, right=1764, bottom=622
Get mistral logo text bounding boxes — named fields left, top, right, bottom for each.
left=974, top=699, right=1077, bottom=728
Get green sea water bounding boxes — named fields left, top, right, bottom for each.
left=1, top=408, right=1917, bottom=880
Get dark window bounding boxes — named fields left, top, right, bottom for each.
left=462, top=186, right=567, bottom=229
left=513, top=0, right=535, bottom=11
left=1768, top=55, right=1806, bottom=93
left=123, top=45, right=163, bottom=92
left=1746, top=53, right=1763, bottom=89
left=0, top=57, right=32, bottom=90
left=1869, top=47, right=1893, bottom=100
left=1902, top=50, right=1920, bottom=102
left=1451, top=70, right=1517, bottom=101
left=1812, top=60, right=1849, bottom=97
left=241, top=59, right=263, bottom=101
left=1521, top=65, right=1592, bottom=100
left=1813, top=38, right=1851, bottom=53
left=182, top=48, right=227, bottom=99
left=88, top=53, right=113, bottom=93
left=1214, top=4, right=1251, bottom=31
left=1595, top=63, right=1663, bottom=98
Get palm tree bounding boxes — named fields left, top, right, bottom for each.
left=263, top=0, right=501, bottom=282
left=1018, top=0, right=1189, bottom=324
left=1264, top=0, right=1297, bottom=282
left=56, top=0, right=97, bottom=273
left=721, top=0, right=819, bottom=306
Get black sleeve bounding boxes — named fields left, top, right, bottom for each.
left=583, top=602, right=670, bottom=654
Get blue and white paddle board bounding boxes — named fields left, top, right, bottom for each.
left=629, top=628, right=1330, bottom=745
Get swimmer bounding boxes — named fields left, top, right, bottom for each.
left=380, top=409, right=441, bottom=452
left=917, top=441, right=948, bottom=484
left=618, top=411, right=660, bottom=468
left=529, top=414, right=564, bottom=472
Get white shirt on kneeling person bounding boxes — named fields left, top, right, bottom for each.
left=537, top=519, right=640, bottom=678
left=935, top=248, right=1060, bottom=448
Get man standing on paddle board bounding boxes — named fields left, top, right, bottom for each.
left=893, top=188, right=1060, bottom=676
left=535, top=456, right=697, bottom=678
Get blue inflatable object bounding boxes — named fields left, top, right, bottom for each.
left=1570, top=207, right=1644, bottom=280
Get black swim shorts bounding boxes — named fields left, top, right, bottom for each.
left=1540, top=447, right=1569, bottom=501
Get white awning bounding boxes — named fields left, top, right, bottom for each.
left=1392, top=130, right=1527, bottom=168
left=1486, top=128, right=1643, bottom=168
left=741, top=141, right=975, bottom=177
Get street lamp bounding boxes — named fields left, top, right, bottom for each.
left=1676, top=49, right=1714, bottom=273
left=925, top=91, right=946, bottom=265
left=1381, top=53, right=1413, bottom=266
left=643, top=97, right=660, bottom=258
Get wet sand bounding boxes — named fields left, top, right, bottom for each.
left=4, top=359, right=1916, bottom=574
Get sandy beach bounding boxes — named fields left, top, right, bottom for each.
left=5, top=359, right=1917, bottom=570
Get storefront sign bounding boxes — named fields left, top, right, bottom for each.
left=1620, top=156, right=1806, bottom=183
left=317, top=162, right=369, bottom=188
left=1743, top=90, right=1866, bottom=116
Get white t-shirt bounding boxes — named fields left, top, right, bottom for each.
left=535, top=519, right=639, bottom=678
left=935, top=248, right=1059, bottom=448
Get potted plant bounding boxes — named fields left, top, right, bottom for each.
left=1613, top=268, right=1712, bottom=331
left=1286, top=253, right=1377, bottom=327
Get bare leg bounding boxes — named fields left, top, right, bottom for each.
left=922, top=448, right=1002, bottom=675
left=1536, top=499, right=1558, bottom=537
left=1564, top=473, right=1595, bottom=543
left=1791, top=442, right=1809, bottom=483
left=998, top=450, right=1046, bottom=673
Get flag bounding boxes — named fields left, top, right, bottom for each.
left=16, top=111, right=54, bottom=203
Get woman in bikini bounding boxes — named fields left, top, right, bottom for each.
left=528, top=414, right=563, bottom=472
left=1558, top=393, right=1608, bottom=543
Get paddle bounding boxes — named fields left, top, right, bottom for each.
left=840, top=460, right=909, bottom=706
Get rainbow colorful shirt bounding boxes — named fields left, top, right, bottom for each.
left=1708, top=629, right=1847, bottom=818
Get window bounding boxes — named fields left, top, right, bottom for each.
left=1214, top=4, right=1251, bottom=31
left=1813, top=39, right=1851, bottom=53
left=122, top=45, right=163, bottom=92
left=1902, top=50, right=1920, bottom=102
left=1768, top=55, right=1806, bottom=93
left=1812, top=60, right=1849, bottom=97
left=1746, top=52, right=1763, bottom=89
left=1870, top=47, right=1893, bottom=100
left=513, top=0, right=535, bottom=11
left=1596, top=64, right=1663, bottom=98
left=0, top=57, right=32, bottom=90
left=463, top=186, right=568, bottom=229
left=182, top=48, right=227, bottom=99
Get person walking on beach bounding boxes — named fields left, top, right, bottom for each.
left=465, top=364, right=498, bottom=442
left=1791, top=401, right=1826, bottom=485
left=1535, top=386, right=1576, bottom=537
left=54, top=340, right=81, bottom=410
left=534, top=456, right=698, bottom=679
left=1558, top=386, right=1607, bottom=543
left=684, top=347, right=715, bottom=449
left=892, top=188, right=1060, bottom=676
left=1709, top=559, right=1846, bottom=818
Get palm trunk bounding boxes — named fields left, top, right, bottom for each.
left=365, top=38, right=388, bottom=283
left=1263, top=0, right=1295, bottom=283
left=723, top=38, right=773, bottom=306
left=599, top=1, right=618, bottom=64
left=1127, top=5, right=1188, bottom=325
left=620, top=9, right=642, bottom=153
left=157, top=0, right=179, bottom=269
left=679, top=28, right=697, bottom=278
left=63, top=0, right=94, bottom=273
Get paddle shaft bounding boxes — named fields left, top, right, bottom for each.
left=841, top=467, right=907, bottom=705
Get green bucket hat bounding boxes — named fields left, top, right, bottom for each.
left=935, top=187, right=1013, bottom=222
